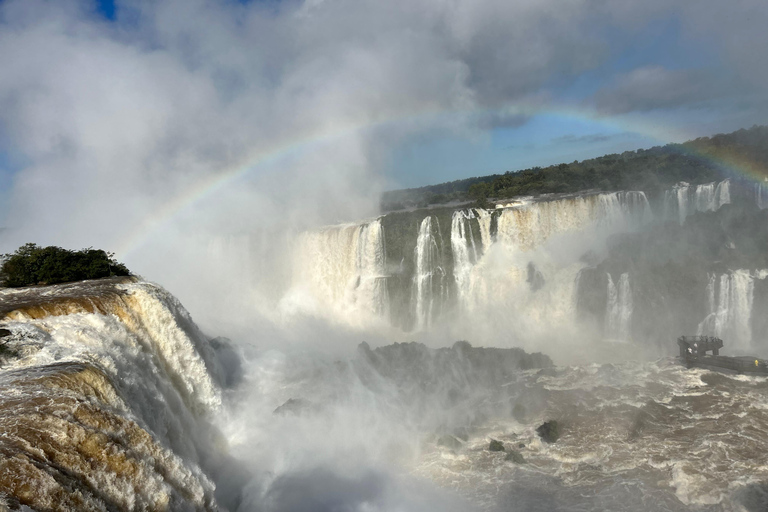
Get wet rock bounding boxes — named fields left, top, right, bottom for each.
left=0, top=329, right=11, bottom=338
left=437, top=435, right=463, bottom=451
left=274, top=398, right=313, bottom=416
left=536, top=420, right=561, bottom=443
left=209, top=337, right=243, bottom=388
left=527, top=262, right=545, bottom=292
left=505, top=450, right=525, bottom=464
left=489, top=439, right=505, bottom=452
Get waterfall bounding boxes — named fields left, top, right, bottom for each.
left=756, top=182, right=768, bottom=210
left=665, top=179, right=730, bottom=224
left=475, top=208, right=494, bottom=251
left=495, top=192, right=650, bottom=250
left=0, top=279, right=224, bottom=509
left=451, top=210, right=479, bottom=302
left=357, top=220, right=390, bottom=317
left=413, top=216, right=446, bottom=329
left=605, top=273, right=633, bottom=341
left=621, top=190, right=654, bottom=224
left=677, top=183, right=690, bottom=224
left=293, top=218, right=389, bottom=323
left=695, top=182, right=716, bottom=212
left=697, top=269, right=757, bottom=350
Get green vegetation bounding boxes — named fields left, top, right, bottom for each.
left=0, top=243, right=130, bottom=287
left=381, top=125, right=768, bottom=211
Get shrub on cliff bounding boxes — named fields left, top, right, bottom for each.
left=0, top=243, right=130, bottom=287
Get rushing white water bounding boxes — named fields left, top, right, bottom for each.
left=757, top=182, right=768, bottom=209
left=714, top=179, right=730, bottom=208
left=451, top=210, right=481, bottom=302
left=494, top=192, right=649, bottom=250
left=475, top=208, right=494, bottom=251
left=694, top=182, right=716, bottom=212
left=665, top=179, right=731, bottom=224
left=288, top=218, right=389, bottom=325
left=289, top=191, right=653, bottom=337
left=442, top=192, right=651, bottom=349
left=697, top=269, right=764, bottom=350
left=604, top=272, right=633, bottom=341
left=0, top=279, right=224, bottom=510
left=672, top=182, right=690, bottom=224
left=413, top=216, right=446, bottom=329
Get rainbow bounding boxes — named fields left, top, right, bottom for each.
left=113, top=105, right=767, bottom=260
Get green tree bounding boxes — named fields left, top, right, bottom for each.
left=1, top=244, right=130, bottom=287
left=468, top=182, right=492, bottom=207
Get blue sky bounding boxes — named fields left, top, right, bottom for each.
left=0, top=0, right=767, bottom=242
left=385, top=14, right=747, bottom=188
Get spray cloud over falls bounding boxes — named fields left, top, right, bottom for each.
left=2, top=0, right=768, bottom=510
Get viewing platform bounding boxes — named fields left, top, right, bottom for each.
left=677, top=335, right=768, bottom=375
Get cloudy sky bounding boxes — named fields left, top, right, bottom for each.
left=0, top=0, right=766, bottom=262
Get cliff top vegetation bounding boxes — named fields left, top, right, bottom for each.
left=0, top=243, right=131, bottom=288
left=382, top=125, right=768, bottom=211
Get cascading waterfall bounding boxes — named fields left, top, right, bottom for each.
left=665, top=179, right=731, bottom=224
left=0, top=279, right=225, bottom=511
left=495, top=191, right=650, bottom=250
left=451, top=210, right=480, bottom=301
left=668, top=182, right=690, bottom=225
left=443, top=192, right=651, bottom=343
left=290, top=218, right=389, bottom=323
left=697, top=269, right=759, bottom=350
left=604, top=273, right=633, bottom=341
left=620, top=190, right=654, bottom=224
left=290, top=191, right=654, bottom=333
left=757, top=182, right=768, bottom=210
left=475, top=208, right=494, bottom=251
left=412, top=216, right=446, bottom=329
left=357, top=220, right=390, bottom=317
left=695, top=182, right=716, bottom=212
left=714, top=179, right=730, bottom=209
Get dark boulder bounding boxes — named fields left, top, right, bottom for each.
left=505, top=450, right=525, bottom=464
left=536, top=420, right=561, bottom=443
left=489, top=439, right=505, bottom=452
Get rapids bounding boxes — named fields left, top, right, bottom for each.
left=1, top=181, right=766, bottom=510
left=0, top=278, right=227, bottom=511
left=1, top=276, right=768, bottom=511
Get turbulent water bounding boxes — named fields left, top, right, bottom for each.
left=412, top=359, right=768, bottom=512
left=2, top=277, right=768, bottom=511
left=278, top=182, right=768, bottom=355
left=283, top=191, right=658, bottom=346
left=2, top=179, right=766, bottom=510
left=0, top=278, right=229, bottom=511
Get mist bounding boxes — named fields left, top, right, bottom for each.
left=2, top=0, right=768, bottom=324
left=2, top=1, right=768, bottom=510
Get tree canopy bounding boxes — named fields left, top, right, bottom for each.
left=0, top=244, right=131, bottom=287
left=381, top=125, right=768, bottom=211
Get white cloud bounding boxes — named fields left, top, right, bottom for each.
left=0, top=0, right=767, bottom=307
